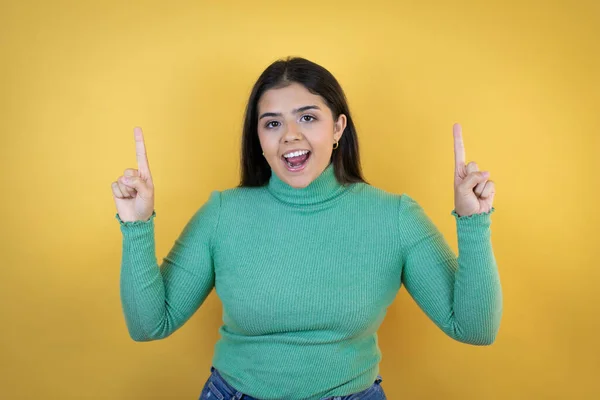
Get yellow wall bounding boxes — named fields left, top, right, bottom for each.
left=1, top=0, right=598, bottom=398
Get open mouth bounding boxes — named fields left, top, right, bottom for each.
left=281, top=151, right=311, bottom=172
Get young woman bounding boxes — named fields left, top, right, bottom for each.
left=112, top=57, right=502, bottom=400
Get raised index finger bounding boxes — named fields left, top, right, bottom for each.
left=453, top=122, right=466, bottom=169
left=134, top=127, right=151, bottom=177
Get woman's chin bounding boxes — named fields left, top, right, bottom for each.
left=274, top=166, right=313, bottom=188
left=269, top=155, right=328, bottom=188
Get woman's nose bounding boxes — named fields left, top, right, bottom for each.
left=283, top=123, right=302, bottom=142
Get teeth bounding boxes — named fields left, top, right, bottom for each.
left=283, top=150, right=309, bottom=158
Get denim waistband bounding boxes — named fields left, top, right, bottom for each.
left=207, top=366, right=245, bottom=399
left=205, top=366, right=383, bottom=400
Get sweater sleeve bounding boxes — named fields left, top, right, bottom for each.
left=116, top=190, right=221, bottom=342
left=398, top=194, right=502, bottom=345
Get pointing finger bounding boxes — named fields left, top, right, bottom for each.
left=134, top=127, right=152, bottom=179
left=453, top=123, right=466, bottom=171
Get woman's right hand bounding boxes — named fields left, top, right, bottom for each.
left=111, top=127, right=155, bottom=222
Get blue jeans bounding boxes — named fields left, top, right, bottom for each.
left=199, top=366, right=386, bottom=400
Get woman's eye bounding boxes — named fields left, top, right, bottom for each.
left=265, top=115, right=315, bottom=129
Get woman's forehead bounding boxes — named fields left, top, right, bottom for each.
left=258, top=83, right=325, bottom=112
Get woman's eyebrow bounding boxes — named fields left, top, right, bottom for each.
left=259, top=105, right=321, bottom=120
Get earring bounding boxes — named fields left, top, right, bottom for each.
left=333, top=141, right=339, bottom=150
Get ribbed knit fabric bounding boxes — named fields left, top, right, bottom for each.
left=116, top=162, right=502, bottom=399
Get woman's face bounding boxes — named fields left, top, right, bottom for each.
left=257, top=82, right=346, bottom=188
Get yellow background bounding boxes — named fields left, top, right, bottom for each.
left=1, top=0, right=598, bottom=398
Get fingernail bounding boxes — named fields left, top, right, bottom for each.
left=123, top=177, right=129, bottom=183
left=483, top=171, right=490, bottom=178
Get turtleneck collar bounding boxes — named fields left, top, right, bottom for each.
left=266, top=162, right=350, bottom=206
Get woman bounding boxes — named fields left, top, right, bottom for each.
left=111, top=57, right=502, bottom=400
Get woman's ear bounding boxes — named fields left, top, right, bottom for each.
left=334, top=114, right=347, bottom=141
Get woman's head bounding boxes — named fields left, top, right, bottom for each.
left=239, top=56, right=367, bottom=188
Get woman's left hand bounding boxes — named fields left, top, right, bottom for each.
left=453, top=123, right=495, bottom=217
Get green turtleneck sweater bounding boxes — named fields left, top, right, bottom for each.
left=116, top=162, right=502, bottom=399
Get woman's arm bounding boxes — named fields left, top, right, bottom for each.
left=116, top=190, right=221, bottom=341
left=398, top=193, right=502, bottom=345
